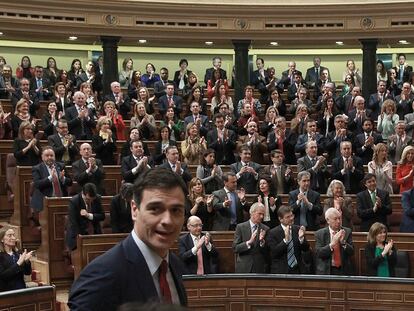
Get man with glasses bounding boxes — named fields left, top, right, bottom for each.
left=0, top=64, right=18, bottom=99
left=178, top=216, right=219, bottom=275
left=47, top=119, right=79, bottom=164
left=12, top=78, right=39, bottom=116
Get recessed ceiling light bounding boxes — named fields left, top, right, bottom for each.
left=336, top=41, right=344, bottom=45
left=138, top=39, right=147, bottom=44
left=205, top=41, right=213, bottom=45
left=68, top=36, right=78, bottom=41
left=270, top=41, right=278, bottom=46
left=0, top=32, right=3, bottom=36
left=399, top=40, right=409, bottom=45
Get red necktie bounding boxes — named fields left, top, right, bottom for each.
left=278, top=136, right=284, bottom=155
left=332, top=232, right=342, bottom=268
left=51, top=167, right=62, bottom=197
left=196, top=238, right=204, bottom=275
left=159, top=260, right=172, bottom=303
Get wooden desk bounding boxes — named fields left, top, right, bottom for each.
left=0, top=285, right=56, bottom=311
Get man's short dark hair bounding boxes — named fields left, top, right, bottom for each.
left=83, top=183, right=97, bottom=197
left=257, top=57, right=264, bottom=64
left=133, top=168, right=188, bottom=206
left=160, top=67, right=168, bottom=73
left=179, top=59, right=188, bottom=67
left=277, top=205, right=293, bottom=219
left=213, top=113, right=225, bottom=122
left=398, top=53, right=406, bottom=60
left=363, top=173, right=377, bottom=183
left=363, top=118, right=374, bottom=126
left=239, top=145, right=251, bottom=154
left=165, top=145, right=177, bottom=154
left=222, top=172, right=236, bottom=183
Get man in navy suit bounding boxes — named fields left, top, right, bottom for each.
left=368, top=80, right=392, bottom=120
left=68, top=168, right=188, bottom=310
left=178, top=216, right=219, bottom=274
left=348, top=96, right=373, bottom=135
left=295, top=119, right=324, bottom=157
left=29, top=66, right=52, bottom=100
left=204, top=56, right=227, bottom=84
left=103, top=81, right=131, bottom=119
left=158, top=146, right=192, bottom=184
left=65, top=91, right=96, bottom=140
left=121, top=140, right=152, bottom=183
left=401, top=188, right=414, bottom=232
left=31, top=147, right=72, bottom=212
left=288, top=171, right=322, bottom=231
left=354, top=118, right=383, bottom=165
left=11, top=78, right=39, bottom=116
left=157, top=83, right=183, bottom=118
left=304, top=56, right=329, bottom=88
left=184, top=101, right=209, bottom=138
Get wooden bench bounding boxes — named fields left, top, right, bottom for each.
left=0, top=285, right=56, bottom=311
left=72, top=231, right=414, bottom=280
left=183, top=274, right=414, bottom=310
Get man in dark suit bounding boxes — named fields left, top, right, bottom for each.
left=157, top=83, right=183, bottom=118
left=66, top=183, right=105, bottom=251
left=65, top=91, right=96, bottom=140
left=368, top=80, right=392, bottom=120
left=103, top=81, right=131, bottom=119
left=29, top=66, right=52, bottom=100
left=339, top=86, right=361, bottom=114
left=110, top=183, right=134, bottom=233
left=396, top=82, right=414, bottom=119
left=297, top=141, right=330, bottom=194
left=31, top=147, right=72, bottom=212
left=68, top=168, right=188, bottom=310
left=233, top=203, right=269, bottom=273
left=331, top=141, right=364, bottom=194
left=207, top=113, right=237, bottom=165
left=153, top=67, right=175, bottom=99
left=262, top=150, right=294, bottom=194
left=267, top=116, right=297, bottom=165
left=315, top=208, right=355, bottom=275
left=314, top=69, right=334, bottom=101
left=237, top=120, right=267, bottom=165
left=178, top=216, right=219, bottom=275
left=72, top=143, right=105, bottom=195
left=393, top=53, right=413, bottom=83
left=212, top=172, right=248, bottom=231
left=401, top=188, right=414, bottom=232
left=388, top=121, right=412, bottom=164
left=279, top=61, right=297, bottom=88
left=288, top=171, right=323, bottom=231
left=121, top=140, right=152, bottom=184
left=0, top=65, right=19, bottom=99
left=184, top=101, right=209, bottom=138
left=47, top=119, right=79, bottom=164
left=266, top=205, right=310, bottom=274
left=324, top=115, right=353, bottom=163
left=294, top=119, right=325, bottom=157
left=230, top=145, right=261, bottom=194
left=204, top=56, right=227, bottom=84
left=287, top=70, right=306, bottom=102
left=251, top=57, right=270, bottom=104
left=11, top=78, right=39, bottom=116
left=354, top=118, right=383, bottom=165
left=356, top=173, right=392, bottom=232
left=304, top=56, right=329, bottom=89
left=158, top=145, right=192, bottom=184
left=348, top=96, right=373, bottom=135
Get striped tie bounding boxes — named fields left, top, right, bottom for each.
left=287, top=236, right=297, bottom=268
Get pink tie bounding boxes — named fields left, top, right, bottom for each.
left=196, top=238, right=204, bottom=275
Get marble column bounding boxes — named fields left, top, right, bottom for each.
left=100, top=36, right=121, bottom=97
left=232, top=40, right=251, bottom=104
left=359, top=39, right=378, bottom=101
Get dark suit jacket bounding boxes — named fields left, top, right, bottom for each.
left=91, top=134, right=117, bottom=165
left=0, top=251, right=32, bottom=292
left=121, top=154, right=152, bottom=184
left=31, top=161, right=72, bottom=212
left=173, top=70, right=192, bottom=88
left=347, top=109, right=373, bottom=135
left=331, top=156, right=364, bottom=194
left=368, top=93, right=393, bottom=120
left=103, top=93, right=131, bottom=119
left=233, top=221, right=269, bottom=273
left=266, top=224, right=310, bottom=273
left=354, top=132, right=384, bottom=165
left=0, top=76, right=18, bottom=99
left=393, top=65, right=413, bottom=83
left=47, top=133, right=79, bottom=164
left=11, top=89, right=40, bottom=116
left=262, top=164, right=294, bottom=194
left=204, top=67, right=227, bottom=84
left=364, top=242, right=397, bottom=277
left=158, top=162, right=192, bottom=184
left=72, top=158, right=105, bottom=195
left=65, top=105, right=96, bottom=140
left=154, top=140, right=176, bottom=165
left=315, top=226, right=354, bottom=275
left=267, top=129, right=297, bottom=165
left=178, top=233, right=219, bottom=274
left=323, top=131, right=353, bottom=163
left=153, top=79, right=175, bottom=98
left=401, top=189, right=414, bottom=232
left=29, top=77, right=52, bottom=100
left=66, top=193, right=105, bottom=250
left=211, top=188, right=247, bottom=230
left=297, top=156, right=330, bottom=193
left=206, top=128, right=236, bottom=165
left=157, top=95, right=183, bottom=117
left=13, top=138, right=41, bottom=166
left=184, top=114, right=209, bottom=137
left=110, top=194, right=133, bottom=233
left=289, top=189, right=322, bottom=231
left=356, top=188, right=392, bottom=232
left=230, top=161, right=261, bottom=194
left=305, top=66, right=328, bottom=88
left=237, top=135, right=267, bottom=165
left=294, top=133, right=325, bottom=157
left=68, top=234, right=187, bottom=311
left=257, top=193, right=282, bottom=229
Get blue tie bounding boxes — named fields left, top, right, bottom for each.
left=230, top=192, right=237, bottom=225
left=287, top=235, right=298, bottom=268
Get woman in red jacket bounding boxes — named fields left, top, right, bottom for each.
left=396, top=145, right=414, bottom=193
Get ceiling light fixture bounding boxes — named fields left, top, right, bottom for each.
left=270, top=41, right=278, bottom=46
left=335, top=41, right=344, bottom=45
left=138, top=39, right=147, bottom=44
left=205, top=41, right=213, bottom=45
left=68, top=36, right=78, bottom=41
left=399, top=40, right=409, bottom=45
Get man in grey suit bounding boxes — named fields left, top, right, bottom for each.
left=233, top=203, right=269, bottom=273
left=230, top=145, right=261, bottom=194
left=47, top=119, right=79, bottom=164
left=304, top=56, right=330, bottom=88
left=212, top=172, right=248, bottom=231
left=315, top=208, right=355, bottom=275
left=388, top=121, right=412, bottom=164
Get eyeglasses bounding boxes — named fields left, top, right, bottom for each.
left=189, top=224, right=203, bottom=228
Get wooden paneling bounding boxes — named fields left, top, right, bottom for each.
left=0, top=285, right=56, bottom=311
left=183, top=275, right=414, bottom=311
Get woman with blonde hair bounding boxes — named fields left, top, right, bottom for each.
left=396, top=145, right=414, bottom=193
left=181, top=122, right=207, bottom=165
left=91, top=116, right=117, bottom=165
left=368, top=143, right=393, bottom=193
left=365, top=222, right=397, bottom=277
left=132, top=86, right=155, bottom=114
left=261, top=106, right=279, bottom=138
left=80, top=82, right=99, bottom=117
left=103, top=101, right=126, bottom=140
left=11, top=98, right=35, bottom=138
left=290, top=104, right=309, bottom=136
left=119, top=57, right=134, bottom=87
left=377, top=99, right=399, bottom=140
left=0, top=226, right=33, bottom=291
left=186, top=177, right=214, bottom=230
left=130, top=102, right=156, bottom=140
left=323, top=179, right=353, bottom=229
left=13, top=121, right=41, bottom=166
left=342, top=59, right=362, bottom=87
